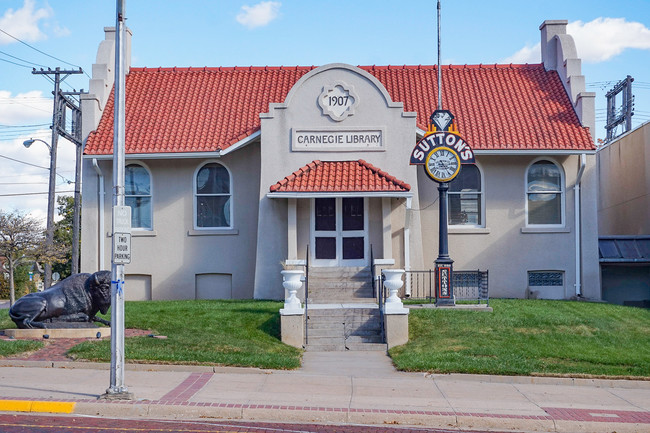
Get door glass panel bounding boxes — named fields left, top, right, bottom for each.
left=315, top=198, right=336, bottom=231
left=342, top=197, right=364, bottom=231
left=315, top=237, right=336, bottom=259
left=342, top=237, right=364, bottom=260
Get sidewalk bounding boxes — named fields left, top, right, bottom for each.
left=0, top=349, right=648, bottom=432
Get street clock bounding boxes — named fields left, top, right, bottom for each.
left=424, top=147, right=461, bottom=183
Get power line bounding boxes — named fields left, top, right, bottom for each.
left=0, top=56, right=33, bottom=69
left=0, top=28, right=89, bottom=77
left=0, top=189, right=74, bottom=197
left=0, top=153, right=49, bottom=170
left=0, top=49, right=48, bottom=68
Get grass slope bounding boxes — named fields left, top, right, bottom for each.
left=0, top=311, right=44, bottom=356
left=390, top=299, right=650, bottom=377
left=67, top=300, right=301, bottom=369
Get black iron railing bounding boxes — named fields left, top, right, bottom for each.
left=401, top=269, right=489, bottom=305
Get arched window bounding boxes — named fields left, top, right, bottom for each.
left=526, top=160, right=564, bottom=226
left=125, top=163, right=152, bottom=229
left=195, top=162, right=231, bottom=228
left=448, top=164, right=483, bottom=227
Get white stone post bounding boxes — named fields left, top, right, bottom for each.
left=382, top=269, right=409, bottom=348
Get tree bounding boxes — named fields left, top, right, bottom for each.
left=53, top=196, right=77, bottom=279
left=0, top=210, right=44, bottom=305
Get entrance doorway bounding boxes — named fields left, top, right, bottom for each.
left=311, top=197, right=367, bottom=267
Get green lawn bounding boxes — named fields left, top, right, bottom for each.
left=67, top=300, right=301, bottom=369
left=0, top=311, right=44, bottom=356
left=390, top=299, right=650, bottom=377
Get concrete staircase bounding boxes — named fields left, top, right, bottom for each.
left=307, top=267, right=374, bottom=303
left=305, top=266, right=385, bottom=352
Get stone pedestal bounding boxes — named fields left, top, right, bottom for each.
left=4, top=327, right=110, bottom=339
left=280, top=313, right=304, bottom=349
left=385, top=312, right=409, bottom=349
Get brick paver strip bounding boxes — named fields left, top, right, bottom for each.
left=159, top=372, right=214, bottom=402
left=543, top=406, right=650, bottom=423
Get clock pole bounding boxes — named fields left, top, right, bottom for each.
left=435, top=181, right=454, bottom=306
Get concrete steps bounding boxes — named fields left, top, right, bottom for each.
left=307, top=266, right=375, bottom=303
left=305, top=307, right=385, bottom=352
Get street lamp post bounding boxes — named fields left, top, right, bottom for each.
left=23, top=138, right=57, bottom=289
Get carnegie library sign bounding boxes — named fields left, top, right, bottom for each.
left=292, top=128, right=384, bottom=151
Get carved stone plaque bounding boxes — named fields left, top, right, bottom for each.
left=318, top=82, right=358, bottom=121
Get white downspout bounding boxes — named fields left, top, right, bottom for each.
left=92, top=158, right=105, bottom=270
left=404, top=197, right=412, bottom=296
left=574, top=154, right=586, bottom=297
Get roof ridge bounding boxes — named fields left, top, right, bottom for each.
left=357, top=159, right=411, bottom=191
left=130, top=66, right=316, bottom=73
left=269, top=160, right=323, bottom=192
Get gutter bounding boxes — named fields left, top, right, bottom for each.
left=574, top=154, right=586, bottom=297
left=92, top=158, right=105, bottom=270
left=404, top=197, right=412, bottom=296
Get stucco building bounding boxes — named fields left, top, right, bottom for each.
left=597, top=121, right=650, bottom=306
left=80, top=20, right=600, bottom=302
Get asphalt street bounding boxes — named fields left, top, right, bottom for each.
left=0, top=414, right=505, bottom=433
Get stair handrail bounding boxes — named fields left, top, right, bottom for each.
left=304, top=244, right=309, bottom=346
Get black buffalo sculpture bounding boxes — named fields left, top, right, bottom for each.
left=9, top=271, right=112, bottom=329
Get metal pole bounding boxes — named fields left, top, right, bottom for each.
left=437, top=0, right=442, bottom=111
left=438, top=183, right=449, bottom=259
left=103, top=0, right=131, bottom=400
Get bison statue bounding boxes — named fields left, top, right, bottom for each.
left=9, top=271, right=112, bottom=329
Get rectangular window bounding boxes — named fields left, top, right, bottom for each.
left=528, top=271, right=564, bottom=287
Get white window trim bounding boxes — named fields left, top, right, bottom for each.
left=447, top=162, right=485, bottom=229
left=524, top=158, right=566, bottom=228
left=125, top=160, right=153, bottom=231
left=193, top=160, right=233, bottom=230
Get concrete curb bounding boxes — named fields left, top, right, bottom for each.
left=68, top=401, right=648, bottom=433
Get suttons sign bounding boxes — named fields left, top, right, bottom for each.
left=409, top=131, right=475, bottom=165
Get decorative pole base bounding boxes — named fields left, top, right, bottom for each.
left=435, top=257, right=455, bottom=306
left=99, top=389, right=134, bottom=401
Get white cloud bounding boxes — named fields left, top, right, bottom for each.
left=568, top=18, right=650, bottom=63
left=236, top=1, right=281, bottom=29
left=503, top=17, right=650, bottom=64
left=0, top=90, right=52, bottom=125
left=501, top=43, right=540, bottom=64
left=0, top=0, right=53, bottom=45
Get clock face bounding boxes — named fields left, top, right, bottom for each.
left=425, top=147, right=461, bottom=182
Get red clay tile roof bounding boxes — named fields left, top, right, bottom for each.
left=84, top=64, right=594, bottom=155
left=269, top=160, right=411, bottom=193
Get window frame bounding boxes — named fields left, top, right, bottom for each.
left=125, top=161, right=153, bottom=231
left=447, top=162, right=485, bottom=229
left=525, top=158, right=565, bottom=228
left=193, top=160, right=233, bottom=230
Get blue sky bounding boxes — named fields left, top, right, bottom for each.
left=1, top=0, right=649, bottom=221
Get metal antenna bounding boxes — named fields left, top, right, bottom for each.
left=437, top=0, right=442, bottom=110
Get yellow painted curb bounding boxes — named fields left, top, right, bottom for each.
left=0, top=399, right=75, bottom=414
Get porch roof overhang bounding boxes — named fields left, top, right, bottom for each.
left=268, top=159, right=412, bottom=198
left=267, top=191, right=413, bottom=198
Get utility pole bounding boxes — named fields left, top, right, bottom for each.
left=605, top=75, right=635, bottom=142
left=31, top=67, right=83, bottom=287
left=61, top=91, right=85, bottom=274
